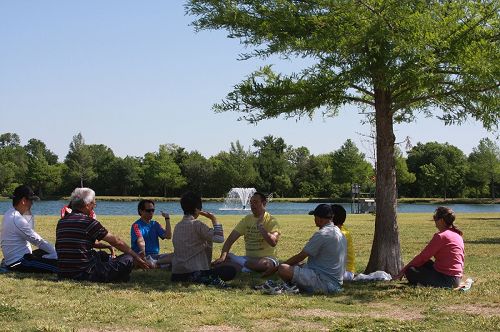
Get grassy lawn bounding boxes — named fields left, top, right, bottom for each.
left=1, top=213, right=499, bottom=331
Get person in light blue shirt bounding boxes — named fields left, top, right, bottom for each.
left=130, top=199, right=172, bottom=268
left=263, top=204, right=346, bottom=294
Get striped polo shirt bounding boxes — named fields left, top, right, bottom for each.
left=55, top=211, right=108, bottom=279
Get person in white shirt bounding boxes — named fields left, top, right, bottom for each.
left=1, top=185, right=57, bottom=273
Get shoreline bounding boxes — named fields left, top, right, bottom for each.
left=1, top=196, right=498, bottom=204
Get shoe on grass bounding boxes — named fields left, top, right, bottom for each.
left=262, top=282, right=300, bottom=295
left=280, top=282, right=299, bottom=294
left=254, top=279, right=277, bottom=290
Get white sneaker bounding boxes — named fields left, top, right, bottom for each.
left=459, top=278, right=474, bottom=291
left=262, top=282, right=300, bottom=295
left=262, top=282, right=283, bottom=295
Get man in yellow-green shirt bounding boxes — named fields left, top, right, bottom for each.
left=331, top=204, right=355, bottom=280
left=213, top=192, right=280, bottom=273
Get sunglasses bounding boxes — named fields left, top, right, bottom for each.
left=144, top=208, right=155, bottom=213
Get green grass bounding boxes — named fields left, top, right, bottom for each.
left=1, top=213, right=499, bottom=331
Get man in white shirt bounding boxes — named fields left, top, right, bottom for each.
left=1, top=185, right=57, bottom=273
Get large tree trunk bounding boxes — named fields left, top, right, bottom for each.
left=365, top=88, right=403, bottom=276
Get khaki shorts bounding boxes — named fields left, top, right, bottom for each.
left=292, top=266, right=342, bottom=294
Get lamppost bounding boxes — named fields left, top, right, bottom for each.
left=351, top=183, right=360, bottom=214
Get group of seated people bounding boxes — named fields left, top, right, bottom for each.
left=1, top=184, right=465, bottom=294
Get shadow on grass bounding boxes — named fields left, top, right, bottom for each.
left=0, top=269, right=408, bottom=302
left=339, top=281, right=408, bottom=304
left=0, top=269, right=275, bottom=294
left=465, top=237, right=500, bottom=244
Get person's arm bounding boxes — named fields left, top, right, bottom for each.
left=262, top=250, right=309, bottom=277
left=93, top=241, right=116, bottom=257
left=346, top=231, right=354, bottom=269
left=132, top=223, right=146, bottom=257
left=395, top=233, right=441, bottom=279
left=256, top=216, right=280, bottom=247
left=212, top=230, right=241, bottom=264
left=198, top=210, right=224, bottom=243
left=160, top=211, right=172, bottom=240
left=13, top=215, right=57, bottom=258
left=101, top=232, right=150, bottom=269
left=283, top=250, right=309, bottom=266
left=257, top=222, right=280, bottom=247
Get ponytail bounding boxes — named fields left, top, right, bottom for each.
left=450, top=224, right=463, bottom=236
left=434, top=206, right=463, bottom=236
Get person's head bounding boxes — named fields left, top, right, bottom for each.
left=433, top=206, right=462, bottom=236
left=250, top=192, right=267, bottom=217
left=331, top=204, right=347, bottom=226
left=11, top=185, right=39, bottom=214
left=138, top=199, right=155, bottom=222
left=180, top=191, right=202, bottom=216
left=69, top=187, right=96, bottom=217
left=309, top=204, right=333, bottom=228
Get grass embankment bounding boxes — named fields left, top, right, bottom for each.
left=0, top=213, right=499, bottom=331
left=397, top=197, right=500, bottom=204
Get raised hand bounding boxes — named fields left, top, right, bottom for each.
left=199, top=210, right=216, bottom=222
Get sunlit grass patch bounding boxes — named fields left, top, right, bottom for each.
left=0, top=213, right=499, bottom=331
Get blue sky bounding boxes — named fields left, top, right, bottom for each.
left=0, top=1, right=497, bottom=161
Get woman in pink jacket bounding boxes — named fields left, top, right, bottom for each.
left=395, top=207, right=464, bottom=288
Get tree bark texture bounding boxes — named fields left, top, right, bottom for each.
left=365, top=88, right=403, bottom=275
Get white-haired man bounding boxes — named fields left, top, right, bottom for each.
left=56, top=188, right=149, bottom=282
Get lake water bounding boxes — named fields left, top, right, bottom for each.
left=0, top=200, right=499, bottom=216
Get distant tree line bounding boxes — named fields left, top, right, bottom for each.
left=0, top=132, right=498, bottom=199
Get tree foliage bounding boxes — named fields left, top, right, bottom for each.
left=25, top=138, right=58, bottom=165
left=186, top=0, right=499, bottom=275
left=64, top=133, right=96, bottom=188
left=407, top=142, right=468, bottom=198
left=467, top=138, right=500, bottom=198
left=331, top=139, right=374, bottom=195
left=253, top=135, right=291, bottom=195
left=394, top=147, right=416, bottom=197
left=107, top=156, right=144, bottom=196
left=0, top=131, right=497, bottom=203
left=0, top=133, right=21, bottom=148
left=142, top=145, right=186, bottom=197
left=181, top=151, right=213, bottom=196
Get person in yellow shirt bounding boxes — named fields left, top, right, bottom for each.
left=213, top=192, right=280, bottom=274
left=331, top=204, right=355, bottom=280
